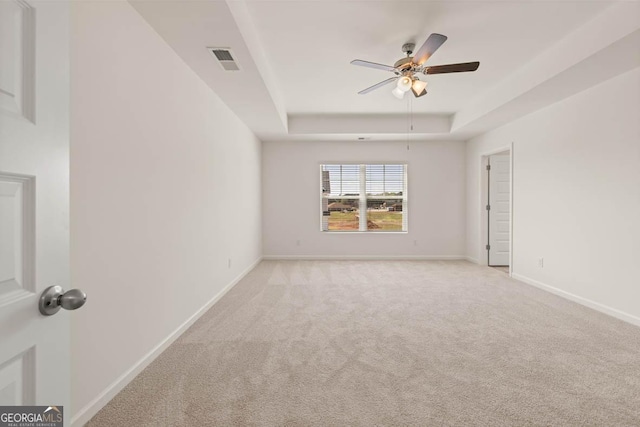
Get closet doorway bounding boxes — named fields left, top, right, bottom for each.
left=485, top=151, right=511, bottom=268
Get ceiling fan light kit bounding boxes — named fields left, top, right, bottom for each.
left=396, top=76, right=413, bottom=92
left=351, top=33, right=480, bottom=99
left=392, top=87, right=406, bottom=99
left=391, top=77, right=426, bottom=100
left=411, top=87, right=428, bottom=98
left=412, top=79, right=428, bottom=94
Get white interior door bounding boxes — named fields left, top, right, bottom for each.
left=488, top=153, right=511, bottom=266
left=0, top=0, right=71, bottom=422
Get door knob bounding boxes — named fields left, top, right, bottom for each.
left=39, top=286, right=87, bottom=316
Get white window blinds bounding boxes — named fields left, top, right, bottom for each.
left=321, top=164, right=407, bottom=232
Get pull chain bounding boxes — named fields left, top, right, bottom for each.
left=406, top=95, right=414, bottom=150
left=406, top=95, right=411, bottom=151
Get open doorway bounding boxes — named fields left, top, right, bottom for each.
left=481, top=149, right=512, bottom=273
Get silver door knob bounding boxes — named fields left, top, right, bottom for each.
left=39, top=286, right=87, bottom=316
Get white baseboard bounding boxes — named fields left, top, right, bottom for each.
left=70, top=256, right=263, bottom=427
left=464, top=256, right=479, bottom=264
left=262, top=255, right=468, bottom=261
left=512, top=273, right=640, bottom=328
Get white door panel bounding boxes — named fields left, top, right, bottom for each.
left=0, top=351, right=29, bottom=405
left=0, top=0, right=71, bottom=421
left=497, top=222, right=510, bottom=233
left=496, top=202, right=509, bottom=213
left=497, top=181, right=510, bottom=194
left=489, top=154, right=511, bottom=266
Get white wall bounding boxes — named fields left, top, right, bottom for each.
left=262, top=140, right=466, bottom=258
left=466, top=68, right=640, bottom=323
left=70, top=1, right=262, bottom=424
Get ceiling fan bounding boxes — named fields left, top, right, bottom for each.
left=351, top=33, right=479, bottom=99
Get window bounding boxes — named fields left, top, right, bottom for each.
left=321, top=164, right=407, bottom=232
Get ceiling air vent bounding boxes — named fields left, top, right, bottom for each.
left=207, top=47, right=240, bottom=71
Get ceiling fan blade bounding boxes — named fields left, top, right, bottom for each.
left=358, top=77, right=398, bottom=94
left=351, top=60, right=397, bottom=72
left=412, top=33, right=447, bottom=66
left=425, top=61, right=480, bottom=74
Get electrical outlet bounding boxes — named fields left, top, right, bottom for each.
left=538, top=257, right=544, bottom=268
left=413, top=240, right=418, bottom=246
left=228, top=258, right=231, bottom=268
left=296, top=239, right=301, bottom=246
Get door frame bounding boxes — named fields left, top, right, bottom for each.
left=479, top=143, right=514, bottom=276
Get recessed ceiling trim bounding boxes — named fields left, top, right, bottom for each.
left=288, top=113, right=452, bottom=135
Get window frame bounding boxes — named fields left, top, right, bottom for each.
left=320, top=163, right=408, bottom=233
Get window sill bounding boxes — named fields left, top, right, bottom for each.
left=322, top=231, right=408, bottom=234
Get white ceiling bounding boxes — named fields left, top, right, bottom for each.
left=130, top=0, right=640, bottom=142
left=246, top=0, right=608, bottom=114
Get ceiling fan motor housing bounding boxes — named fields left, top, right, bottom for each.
left=393, top=57, right=414, bottom=72
left=402, top=42, right=415, bottom=55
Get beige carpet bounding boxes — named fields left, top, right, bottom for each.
left=87, top=260, right=640, bottom=426
left=491, top=265, right=510, bottom=274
